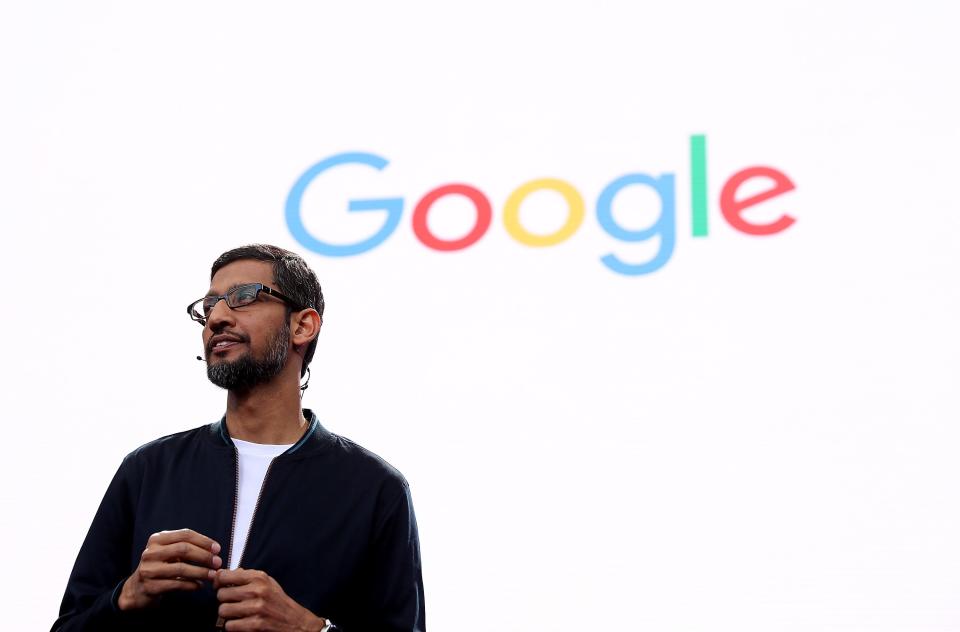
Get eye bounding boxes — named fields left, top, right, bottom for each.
left=202, top=297, right=219, bottom=315
left=232, top=285, right=260, bottom=305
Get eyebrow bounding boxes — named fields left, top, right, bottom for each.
left=205, top=282, right=257, bottom=298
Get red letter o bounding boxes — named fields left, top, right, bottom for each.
left=412, top=184, right=492, bottom=251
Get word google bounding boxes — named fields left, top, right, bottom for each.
left=285, top=135, right=796, bottom=275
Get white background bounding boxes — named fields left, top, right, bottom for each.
left=2, top=1, right=959, bottom=630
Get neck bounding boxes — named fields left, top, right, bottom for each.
left=224, top=366, right=308, bottom=444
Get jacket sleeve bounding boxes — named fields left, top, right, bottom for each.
left=51, top=453, right=148, bottom=631
left=352, top=480, right=426, bottom=632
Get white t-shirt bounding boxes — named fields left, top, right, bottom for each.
left=229, top=438, right=293, bottom=569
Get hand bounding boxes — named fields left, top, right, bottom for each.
left=214, top=568, right=326, bottom=631
left=118, top=528, right=222, bottom=610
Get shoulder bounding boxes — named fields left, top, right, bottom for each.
left=300, top=427, right=412, bottom=513
left=326, top=432, right=410, bottom=489
left=324, top=433, right=417, bottom=529
left=97, top=424, right=219, bottom=498
left=300, top=413, right=410, bottom=492
left=121, top=423, right=220, bottom=466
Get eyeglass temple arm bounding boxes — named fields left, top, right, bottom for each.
left=260, top=286, right=304, bottom=310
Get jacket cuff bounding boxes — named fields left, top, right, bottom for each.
left=109, top=579, right=125, bottom=611
left=79, top=579, right=147, bottom=630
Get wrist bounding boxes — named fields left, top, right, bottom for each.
left=318, top=618, right=336, bottom=632
left=301, top=611, right=326, bottom=632
left=117, top=578, right=135, bottom=611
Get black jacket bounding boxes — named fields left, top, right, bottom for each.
left=53, top=411, right=425, bottom=631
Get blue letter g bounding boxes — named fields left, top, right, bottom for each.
left=285, top=152, right=404, bottom=257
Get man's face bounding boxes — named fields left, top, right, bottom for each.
left=202, top=259, right=292, bottom=392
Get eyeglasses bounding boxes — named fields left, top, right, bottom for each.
left=187, top=283, right=302, bottom=325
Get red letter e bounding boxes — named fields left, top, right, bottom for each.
left=720, top=167, right=796, bottom=235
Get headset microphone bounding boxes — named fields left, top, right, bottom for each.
left=196, top=355, right=205, bottom=362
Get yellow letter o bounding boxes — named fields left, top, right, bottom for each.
left=503, top=178, right=585, bottom=247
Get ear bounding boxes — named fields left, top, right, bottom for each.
left=290, top=308, right=322, bottom=350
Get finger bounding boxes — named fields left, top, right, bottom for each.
left=147, top=528, right=221, bottom=554
left=217, top=598, right=264, bottom=620
left=224, top=617, right=265, bottom=631
left=213, top=568, right=263, bottom=589
left=141, top=578, right=202, bottom=596
left=140, top=559, right=218, bottom=582
left=143, top=540, right=222, bottom=569
left=216, top=584, right=262, bottom=603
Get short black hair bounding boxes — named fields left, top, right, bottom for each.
left=211, top=244, right=324, bottom=377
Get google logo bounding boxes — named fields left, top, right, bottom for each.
left=285, top=135, right=796, bottom=275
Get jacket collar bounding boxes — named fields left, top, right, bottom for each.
left=211, top=408, right=331, bottom=455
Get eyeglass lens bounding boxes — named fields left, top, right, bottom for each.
left=199, top=284, right=261, bottom=318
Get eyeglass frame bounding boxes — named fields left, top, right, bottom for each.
left=187, top=282, right=304, bottom=325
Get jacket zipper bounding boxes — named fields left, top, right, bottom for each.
left=236, top=457, right=276, bottom=568
left=224, top=445, right=278, bottom=569
left=224, top=444, right=241, bottom=570
left=216, top=446, right=277, bottom=628
left=217, top=446, right=243, bottom=629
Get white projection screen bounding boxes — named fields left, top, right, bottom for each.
left=3, top=2, right=959, bottom=630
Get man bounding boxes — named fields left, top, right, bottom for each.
left=53, top=244, right=425, bottom=631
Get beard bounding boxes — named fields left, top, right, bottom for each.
left=206, top=321, right=290, bottom=392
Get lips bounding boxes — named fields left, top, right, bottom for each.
left=207, top=333, right=246, bottom=355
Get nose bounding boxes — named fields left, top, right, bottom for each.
left=205, top=297, right=236, bottom=332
